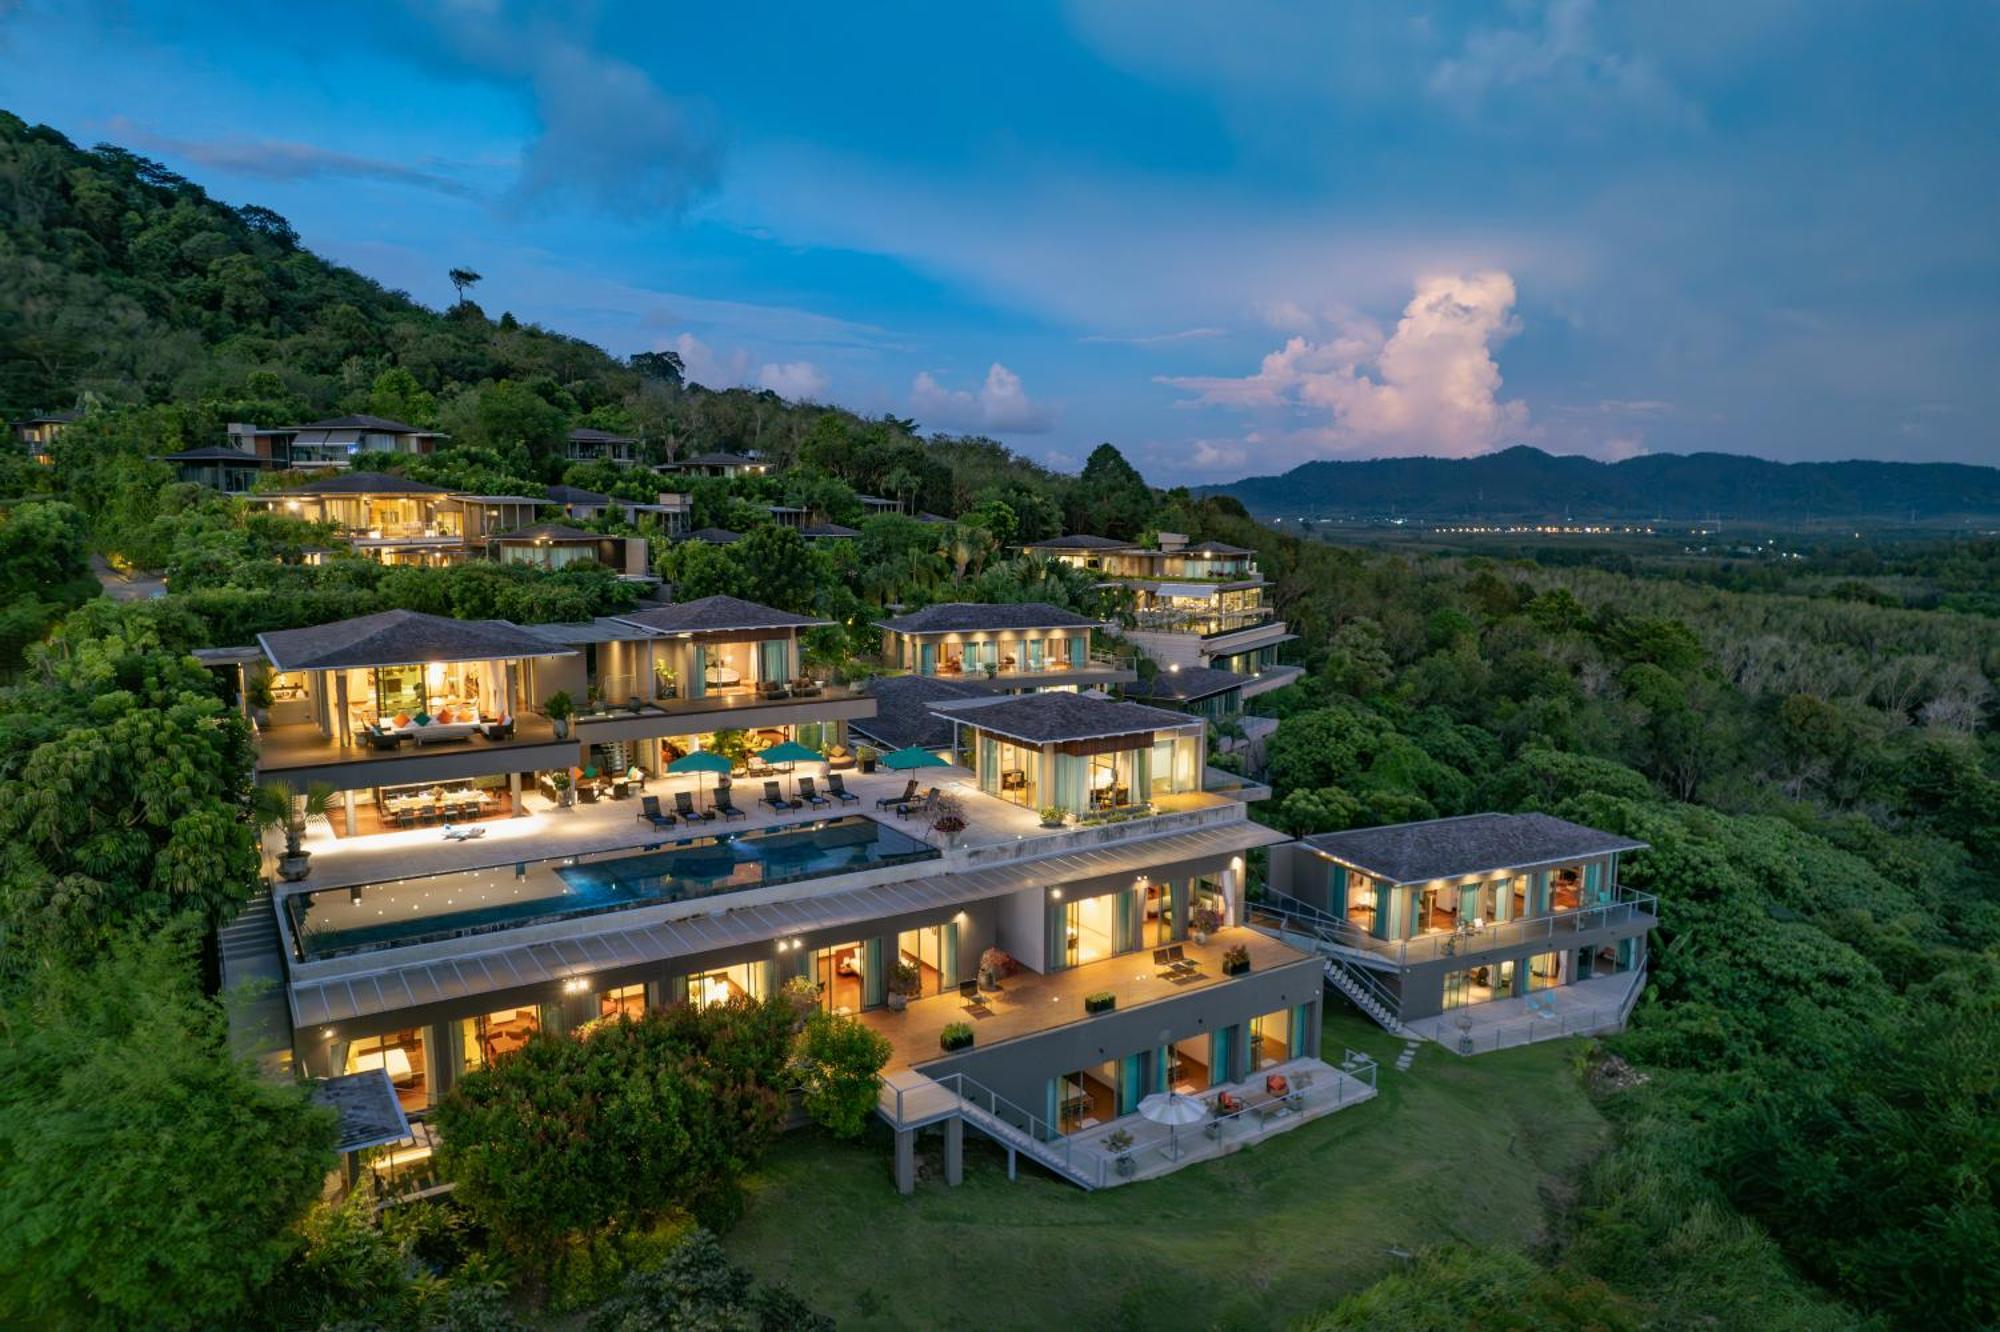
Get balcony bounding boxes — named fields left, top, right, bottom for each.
left=1250, top=887, right=1659, bottom=970
left=566, top=680, right=876, bottom=740
left=1129, top=608, right=1276, bottom=638
left=254, top=715, right=574, bottom=788
left=857, top=927, right=1315, bottom=1073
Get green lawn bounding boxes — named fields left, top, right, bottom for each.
left=726, top=1011, right=1610, bottom=1330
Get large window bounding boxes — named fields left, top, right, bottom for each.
left=1345, top=872, right=1377, bottom=932
left=896, top=924, right=952, bottom=998
left=345, top=1029, right=429, bottom=1113
left=1064, top=894, right=1118, bottom=967
left=1143, top=879, right=1182, bottom=946
left=687, top=963, right=764, bottom=1008
left=598, top=984, right=647, bottom=1021
left=460, top=1006, right=540, bottom=1072
left=981, top=736, right=1039, bottom=808
left=1057, top=1061, right=1119, bottom=1135
left=1167, top=1034, right=1212, bottom=1093
left=1250, top=1008, right=1292, bottom=1070
left=814, top=942, right=865, bottom=1014
left=1529, top=951, right=1563, bottom=990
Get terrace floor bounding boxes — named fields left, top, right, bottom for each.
left=282, top=764, right=1229, bottom=893
left=1403, top=969, right=1644, bottom=1056
left=256, top=716, right=563, bottom=773
left=858, top=927, right=1314, bottom=1073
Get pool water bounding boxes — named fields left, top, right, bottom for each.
left=289, top=815, right=939, bottom=960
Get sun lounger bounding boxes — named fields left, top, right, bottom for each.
left=638, top=795, right=676, bottom=831
left=876, top=778, right=918, bottom=810
left=761, top=780, right=802, bottom=813
left=711, top=789, right=747, bottom=821
left=797, top=777, right=832, bottom=809
left=825, top=773, right=860, bottom=804
left=674, top=791, right=714, bottom=823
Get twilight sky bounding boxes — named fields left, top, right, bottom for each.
left=4, top=1, right=1997, bottom=483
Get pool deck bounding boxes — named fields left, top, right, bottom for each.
left=281, top=766, right=1227, bottom=894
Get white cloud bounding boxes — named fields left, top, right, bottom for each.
left=1188, top=438, right=1250, bottom=471
left=1427, top=0, right=1698, bottom=127
left=756, top=360, right=831, bottom=399
left=1078, top=326, right=1229, bottom=346
left=1160, top=271, right=1528, bottom=459
left=671, top=333, right=751, bottom=390
left=911, top=363, right=1055, bottom=434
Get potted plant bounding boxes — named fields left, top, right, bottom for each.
left=1084, top=990, right=1117, bottom=1015
left=1038, top=805, right=1068, bottom=829
left=585, top=684, right=602, bottom=715
left=543, top=690, right=575, bottom=739
left=246, top=674, right=274, bottom=728
left=887, top=961, right=922, bottom=1011
left=253, top=781, right=335, bottom=882
left=977, top=947, right=1013, bottom=992
left=858, top=746, right=878, bottom=774
left=940, top=1021, right=974, bottom=1053
left=1191, top=906, right=1222, bottom=946
left=929, top=791, right=967, bottom=846
left=1104, top=1129, right=1136, bottom=1177
left=1221, top=943, right=1251, bottom=976
left=548, top=769, right=573, bottom=807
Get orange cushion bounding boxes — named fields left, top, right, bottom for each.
left=1266, top=1074, right=1289, bottom=1096
left=392, top=712, right=411, bottom=728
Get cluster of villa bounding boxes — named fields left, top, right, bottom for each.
left=216, top=586, right=1657, bottom=1194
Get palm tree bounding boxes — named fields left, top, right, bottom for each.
left=253, top=781, right=336, bottom=876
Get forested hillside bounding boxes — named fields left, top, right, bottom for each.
left=1, top=110, right=1995, bottom=1330
left=1209, top=444, right=2000, bottom=523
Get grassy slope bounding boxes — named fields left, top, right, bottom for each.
left=725, top=1011, right=1609, bottom=1331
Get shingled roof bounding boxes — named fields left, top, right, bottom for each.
left=287, top=414, right=439, bottom=434
left=1123, top=665, right=1249, bottom=704
left=613, top=594, right=828, bottom=635
left=1023, top=534, right=1139, bottom=551
left=875, top=601, right=1101, bottom=635
left=310, top=1071, right=412, bottom=1154
left=850, top=674, right=992, bottom=751
left=543, top=484, right=610, bottom=505
left=494, top=522, right=601, bottom=542
left=567, top=427, right=637, bottom=444
left=946, top=691, right=1193, bottom=745
left=1181, top=539, right=1255, bottom=556
left=257, top=609, right=575, bottom=670
left=1301, top=813, right=1648, bottom=886
left=683, top=526, right=741, bottom=545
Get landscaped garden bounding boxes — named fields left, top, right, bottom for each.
left=725, top=1010, right=1611, bottom=1330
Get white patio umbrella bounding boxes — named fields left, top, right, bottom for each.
left=1137, top=1091, right=1206, bottom=1161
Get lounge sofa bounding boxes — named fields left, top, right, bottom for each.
left=373, top=711, right=482, bottom=746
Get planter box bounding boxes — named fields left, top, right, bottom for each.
left=1221, top=959, right=1251, bottom=977
left=1084, top=993, right=1117, bottom=1014
left=940, top=1029, right=974, bottom=1053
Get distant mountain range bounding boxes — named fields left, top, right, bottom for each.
left=1203, top=446, right=2000, bottom=526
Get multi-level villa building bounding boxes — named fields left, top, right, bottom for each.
left=563, top=427, right=640, bottom=466
left=1020, top=532, right=1300, bottom=695
left=656, top=450, right=770, bottom=479
left=220, top=611, right=1374, bottom=1192
left=284, top=415, right=449, bottom=469
left=10, top=410, right=76, bottom=463
left=874, top=602, right=1135, bottom=693
left=1263, top=813, right=1656, bottom=1053
left=244, top=473, right=662, bottom=572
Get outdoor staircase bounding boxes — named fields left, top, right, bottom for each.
left=1319, top=953, right=1411, bottom=1038
left=217, top=890, right=295, bottom=1071
left=1246, top=898, right=1411, bottom=1038
left=877, top=1069, right=1101, bottom=1190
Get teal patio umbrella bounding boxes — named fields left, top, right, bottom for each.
left=880, top=746, right=951, bottom=771
left=758, top=739, right=824, bottom=800
left=668, top=749, right=733, bottom=811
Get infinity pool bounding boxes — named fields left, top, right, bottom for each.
left=287, top=815, right=938, bottom=960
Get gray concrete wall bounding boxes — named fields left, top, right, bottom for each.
left=1391, top=923, right=1651, bottom=1022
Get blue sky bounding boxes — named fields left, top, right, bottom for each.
left=4, top=1, right=1996, bottom=483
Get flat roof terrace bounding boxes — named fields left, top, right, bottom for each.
left=858, top=926, right=1314, bottom=1073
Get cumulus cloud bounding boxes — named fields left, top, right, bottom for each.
left=911, top=363, right=1054, bottom=434
left=668, top=334, right=829, bottom=401
left=1160, top=272, right=1528, bottom=459
left=756, top=360, right=831, bottom=399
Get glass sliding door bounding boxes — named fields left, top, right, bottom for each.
left=814, top=941, right=865, bottom=1013
left=344, top=1029, right=430, bottom=1113
left=1057, top=1061, right=1119, bottom=1135
left=896, top=924, right=952, bottom=998
left=1065, top=894, right=1117, bottom=967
